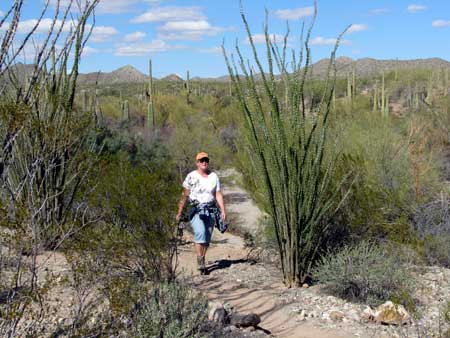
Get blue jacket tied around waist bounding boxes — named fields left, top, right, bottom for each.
left=189, top=200, right=228, bottom=234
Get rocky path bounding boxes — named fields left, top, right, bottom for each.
left=177, top=170, right=362, bottom=338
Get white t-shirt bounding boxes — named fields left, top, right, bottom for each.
left=182, top=170, right=221, bottom=204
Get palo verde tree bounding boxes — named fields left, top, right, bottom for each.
left=223, top=2, right=349, bottom=286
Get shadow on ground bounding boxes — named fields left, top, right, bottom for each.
left=206, top=259, right=249, bottom=273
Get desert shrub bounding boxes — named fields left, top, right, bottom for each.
left=413, top=198, right=450, bottom=267
left=91, top=125, right=172, bottom=171
left=83, top=152, right=178, bottom=280
left=330, top=110, right=442, bottom=243
left=130, top=282, right=208, bottom=338
left=313, top=241, right=415, bottom=307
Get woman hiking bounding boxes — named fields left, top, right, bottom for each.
left=176, top=152, right=226, bottom=274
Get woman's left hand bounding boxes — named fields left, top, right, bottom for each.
left=221, top=211, right=226, bottom=222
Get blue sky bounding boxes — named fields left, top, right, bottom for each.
left=2, top=0, right=450, bottom=78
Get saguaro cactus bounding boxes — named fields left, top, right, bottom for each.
left=147, top=102, right=154, bottom=128
left=81, top=89, right=88, bottom=112
left=426, top=72, right=433, bottom=105
left=381, top=72, right=386, bottom=116
left=186, top=70, right=191, bottom=104
left=414, top=83, right=419, bottom=109
left=122, top=100, right=129, bottom=120
left=373, top=80, right=378, bottom=112
left=147, top=59, right=155, bottom=129
left=352, top=64, right=356, bottom=99
left=347, top=72, right=352, bottom=103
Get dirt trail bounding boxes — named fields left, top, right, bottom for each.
left=177, top=173, right=353, bottom=338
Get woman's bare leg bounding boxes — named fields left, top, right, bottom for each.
left=195, top=243, right=208, bottom=257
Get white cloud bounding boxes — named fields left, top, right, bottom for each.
left=143, top=0, right=162, bottom=4
left=10, top=18, right=118, bottom=43
left=407, top=4, right=427, bottom=13
left=97, top=0, right=141, bottom=13
left=115, top=39, right=183, bottom=56
left=82, top=46, right=99, bottom=56
left=245, top=34, right=285, bottom=45
left=369, top=8, right=389, bottom=15
left=131, top=6, right=205, bottom=23
left=274, top=6, right=314, bottom=20
left=310, top=37, right=338, bottom=46
left=49, top=0, right=141, bottom=14
left=157, top=20, right=230, bottom=41
left=197, top=46, right=221, bottom=54
left=347, top=24, right=368, bottom=33
left=123, top=31, right=146, bottom=42
left=16, top=18, right=73, bottom=34
left=0, top=10, right=4, bottom=17
left=90, top=26, right=119, bottom=42
left=311, top=37, right=350, bottom=46
left=432, top=19, right=450, bottom=27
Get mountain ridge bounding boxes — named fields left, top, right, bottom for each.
left=72, top=57, right=450, bottom=85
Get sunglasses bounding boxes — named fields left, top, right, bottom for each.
left=198, top=158, right=209, bottom=163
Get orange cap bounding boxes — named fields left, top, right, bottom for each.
left=195, top=152, right=209, bottom=161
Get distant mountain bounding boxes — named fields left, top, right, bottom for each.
left=160, top=73, right=183, bottom=82
left=74, top=57, right=450, bottom=85
left=310, top=57, right=450, bottom=77
left=0, top=62, right=35, bottom=87
left=77, top=65, right=148, bottom=85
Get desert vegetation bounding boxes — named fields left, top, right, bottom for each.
left=1, top=0, right=450, bottom=336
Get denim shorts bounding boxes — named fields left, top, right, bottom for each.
left=191, top=213, right=214, bottom=244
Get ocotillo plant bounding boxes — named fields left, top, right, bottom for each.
left=223, top=2, right=349, bottom=286
left=0, top=0, right=100, bottom=249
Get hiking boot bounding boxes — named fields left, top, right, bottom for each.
left=197, top=256, right=206, bottom=275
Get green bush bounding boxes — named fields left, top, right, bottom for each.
left=330, top=110, right=442, bottom=243
left=413, top=199, right=450, bottom=267
left=83, top=151, right=178, bottom=278
left=130, top=282, right=208, bottom=338
left=313, top=241, right=415, bottom=307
